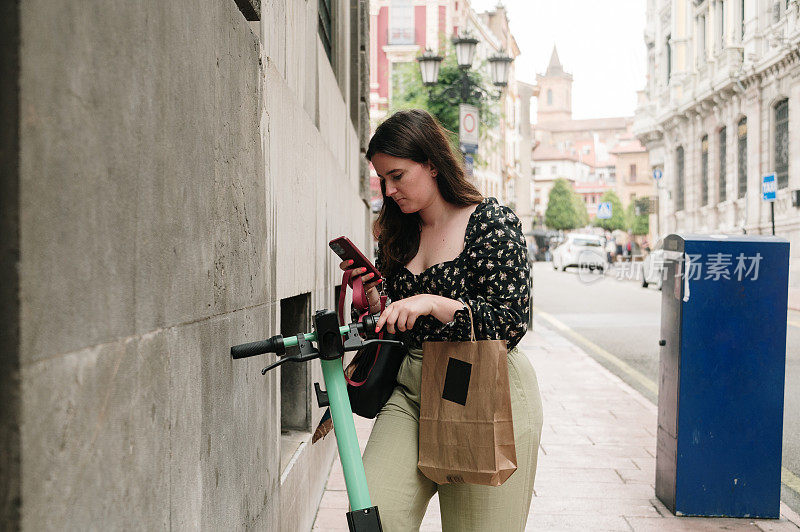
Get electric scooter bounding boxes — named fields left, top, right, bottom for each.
left=230, top=309, right=401, bottom=531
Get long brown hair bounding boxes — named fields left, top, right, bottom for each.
left=367, top=109, right=483, bottom=277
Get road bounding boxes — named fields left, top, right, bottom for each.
left=530, top=261, right=800, bottom=515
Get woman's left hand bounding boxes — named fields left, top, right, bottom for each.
left=375, top=294, right=435, bottom=334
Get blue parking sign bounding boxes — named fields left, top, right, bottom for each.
left=762, top=174, right=776, bottom=202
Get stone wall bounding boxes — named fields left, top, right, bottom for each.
left=3, top=0, right=370, bottom=529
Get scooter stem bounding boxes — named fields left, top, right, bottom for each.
left=320, top=357, right=372, bottom=511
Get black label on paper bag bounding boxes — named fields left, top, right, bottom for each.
left=442, top=357, right=472, bottom=406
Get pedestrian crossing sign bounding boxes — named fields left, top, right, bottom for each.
left=597, top=202, right=612, bottom=219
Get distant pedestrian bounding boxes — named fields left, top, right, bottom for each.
left=605, top=238, right=615, bottom=263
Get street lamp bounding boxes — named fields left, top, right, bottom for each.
left=417, top=49, right=443, bottom=86
left=453, top=33, right=479, bottom=69
left=488, top=49, right=513, bottom=87
left=416, top=37, right=513, bottom=103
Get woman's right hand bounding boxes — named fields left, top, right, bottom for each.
left=339, top=260, right=383, bottom=310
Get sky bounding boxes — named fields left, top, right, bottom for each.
left=470, top=0, right=648, bottom=121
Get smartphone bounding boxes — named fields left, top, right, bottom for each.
left=329, top=236, right=381, bottom=280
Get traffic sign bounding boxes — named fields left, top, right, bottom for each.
left=597, top=202, right=612, bottom=219
left=762, top=173, right=777, bottom=202
left=653, top=168, right=663, bottom=180
left=459, top=104, right=479, bottom=153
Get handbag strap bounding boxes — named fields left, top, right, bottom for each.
left=338, top=269, right=371, bottom=326
left=462, top=300, right=476, bottom=342
left=344, top=294, right=388, bottom=387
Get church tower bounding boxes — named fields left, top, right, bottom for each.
left=536, top=46, right=573, bottom=125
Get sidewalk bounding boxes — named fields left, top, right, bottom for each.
left=312, top=317, right=800, bottom=531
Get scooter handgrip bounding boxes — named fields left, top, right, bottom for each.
left=230, top=335, right=284, bottom=359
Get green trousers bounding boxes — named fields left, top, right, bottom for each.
left=362, top=346, right=543, bottom=532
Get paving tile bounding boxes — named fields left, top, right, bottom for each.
left=530, top=496, right=660, bottom=517
left=318, top=489, right=349, bottom=509
left=755, top=519, right=800, bottom=531
left=534, top=481, right=654, bottom=500
left=534, top=467, right=626, bottom=484
left=540, top=443, right=654, bottom=459
left=625, top=515, right=764, bottom=531
left=311, top=507, right=350, bottom=530
left=525, top=513, right=633, bottom=531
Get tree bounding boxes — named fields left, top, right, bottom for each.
left=390, top=44, right=500, bottom=165
left=572, top=191, right=589, bottom=227
left=545, top=178, right=587, bottom=230
left=593, top=190, right=625, bottom=231
left=626, top=197, right=650, bottom=235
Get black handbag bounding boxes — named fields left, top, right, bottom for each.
left=312, top=278, right=407, bottom=443
left=343, top=295, right=407, bottom=418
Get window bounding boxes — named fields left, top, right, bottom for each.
left=697, top=15, right=707, bottom=66
left=281, top=293, right=312, bottom=431
left=666, top=34, right=672, bottom=82
left=701, top=135, right=709, bottom=205
left=551, top=165, right=557, bottom=174
left=389, top=0, right=414, bottom=45
left=737, top=117, right=747, bottom=198
left=719, top=127, right=727, bottom=202
left=717, top=0, right=726, bottom=51
left=775, top=98, right=789, bottom=189
left=676, top=146, right=685, bottom=210
left=772, top=0, right=785, bottom=23
left=547, top=89, right=552, bottom=106
left=319, top=0, right=333, bottom=63
left=740, top=0, right=745, bottom=40
left=630, top=164, right=637, bottom=181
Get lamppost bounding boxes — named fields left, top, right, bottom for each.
left=416, top=33, right=513, bottom=104
left=417, top=33, right=513, bottom=184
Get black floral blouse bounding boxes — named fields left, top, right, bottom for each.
left=375, top=197, right=531, bottom=350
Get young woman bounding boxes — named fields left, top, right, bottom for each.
left=342, top=109, right=543, bottom=531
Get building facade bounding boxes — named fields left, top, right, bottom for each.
left=368, top=0, right=529, bottom=211
left=1, top=1, right=371, bottom=529
left=533, top=47, right=649, bottom=227
left=634, top=0, right=800, bottom=304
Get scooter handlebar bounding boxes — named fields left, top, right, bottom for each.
left=230, top=335, right=285, bottom=359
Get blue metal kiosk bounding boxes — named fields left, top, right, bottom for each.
left=657, top=234, right=789, bottom=518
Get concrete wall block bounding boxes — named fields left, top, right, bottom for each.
left=19, top=0, right=141, bottom=362
left=318, top=42, right=350, bottom=174
left=359, top=99, right=370, bottom=150
left=136, top=7, right=264, bottom=332
left=267, top=64, right=320, bottom=300
left=19, top=1, right=264, bottom=360
left=360, top=157, right=372, bottom=201
left=262, top=0, right=287, bottom=78
left=280, top=434, right=337, bottom=532
left=304, top=0, right=320, bottom=126
left=21, top=334, right=170, bottom=530
left=197, top=305, right=279, bottom=530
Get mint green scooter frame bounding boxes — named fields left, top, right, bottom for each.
left=280, top=329, right=372, bottom=510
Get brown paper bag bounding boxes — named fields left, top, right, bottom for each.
left=417, top=304, right=517, bottom=486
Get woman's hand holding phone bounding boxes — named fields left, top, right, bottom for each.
left=339, top=259, right=383, bottom=312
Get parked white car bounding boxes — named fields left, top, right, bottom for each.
left=552, top=233, right=606, bottom=272
left=641, top=240, right=666, bottom=290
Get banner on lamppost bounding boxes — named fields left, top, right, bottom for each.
left=459, top=104, right=479, bottom=153
left=464, top=154, right=474, bottom=179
